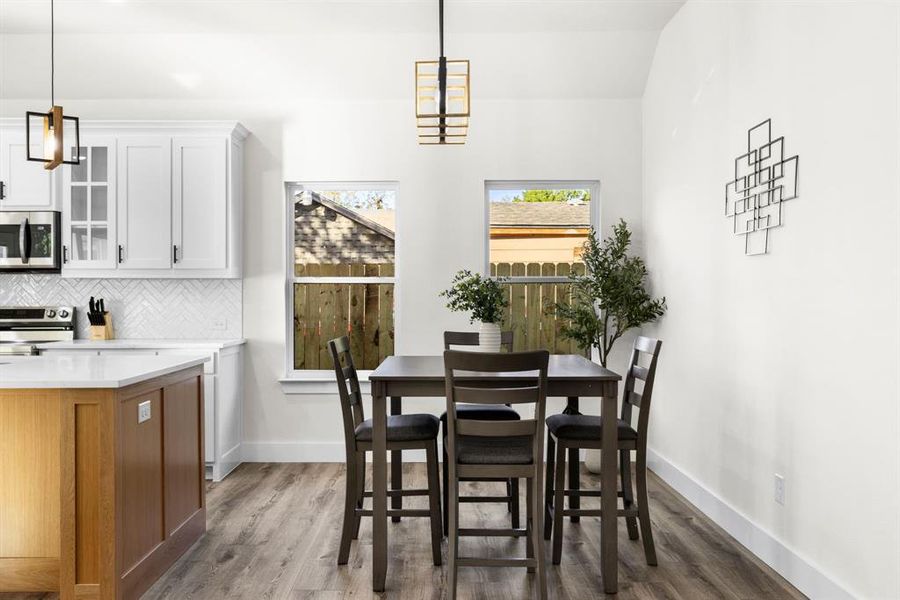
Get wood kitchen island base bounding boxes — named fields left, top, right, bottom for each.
left=0, top=361, right=206, bottom=600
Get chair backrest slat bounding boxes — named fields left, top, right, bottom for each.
left=444, top=330, right=514, bottom=352
left=456, top=418, right=537, bottom=437
left=627, top=390, right=642, bottom=409
left=620, top=336, right=663, bottom=443
left=328, top=336, right=366, bottom=456
left=454, top=386, right=539, bottom=405
left=444, top=349, right=549, bottom=469
left=630, top=364, right=649, bottom=382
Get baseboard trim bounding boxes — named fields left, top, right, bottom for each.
left=241, top=441, right=427, bottom=463
left=646, top=448, right=855, bottom=600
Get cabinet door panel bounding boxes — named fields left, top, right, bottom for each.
left=0, top=130, right=53, bottom=210
left=62, top=137, right=117, bottom=270
left=117, top=138, right=171, bottom=270
left=163, top=377, right=203, bottom=534
left=172, top=137, right=227, bottom=270
left=120, top=390, right=164, bottom=572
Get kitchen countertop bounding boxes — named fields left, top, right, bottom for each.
left=37, top=338, right=246, bottom=350
left=0, top=354, right=210, bottom=389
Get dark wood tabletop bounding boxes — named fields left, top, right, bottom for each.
left=370, top=354, right=620, bottom=383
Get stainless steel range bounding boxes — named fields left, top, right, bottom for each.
left=0, top=306, right=75, bottom=355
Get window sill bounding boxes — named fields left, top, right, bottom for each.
left=279, top=371, right=373, bottom=395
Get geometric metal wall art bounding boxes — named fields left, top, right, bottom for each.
left=725, top=119, right=799, bottom=255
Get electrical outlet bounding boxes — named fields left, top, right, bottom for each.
left=138, top=400, right=152, bottom=424
left=774, top=473, right=785, bottom=505
left=212, top=318, right=227, bottom=331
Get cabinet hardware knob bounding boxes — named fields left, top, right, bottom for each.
left=118, top=244, right=124, bottom=264
left=173, top=245, right=178, bottom=264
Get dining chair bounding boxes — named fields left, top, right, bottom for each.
left=444, top=349, right=550, bottom=600
left=441, top=330, right=521, bottom=534
left=542, top=336, right=662, bottom=566
left=328, top=336, right=443, bottom=567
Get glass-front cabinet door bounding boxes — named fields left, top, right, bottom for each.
left=62, top=137, right=117, bottom=269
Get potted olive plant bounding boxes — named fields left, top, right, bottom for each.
left=550, top=220, right=666, bottom=471
left=440, top=270, right=508, bottom=352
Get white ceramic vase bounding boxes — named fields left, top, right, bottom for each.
left=477, top=321, right=502, bottom=352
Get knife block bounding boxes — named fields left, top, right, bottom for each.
left=89, top=313, right=115, bottom=341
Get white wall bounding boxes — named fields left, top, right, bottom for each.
left=247, top=97, right=643, bottom=459
left=642, top=2, right=900, bottom=599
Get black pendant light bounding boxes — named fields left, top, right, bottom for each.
left=415, top=0, right=470, bottom=145
left=25, top=0, right=80, bottom=170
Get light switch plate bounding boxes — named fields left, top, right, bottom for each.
left=138, top=400, right=152, bottom=424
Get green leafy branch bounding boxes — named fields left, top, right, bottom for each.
left=551, top=220, right=666, bottom=366
left=440, top=270, right=508, bottom=325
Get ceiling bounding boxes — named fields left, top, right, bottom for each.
left=0, top=1, right=685, bottom=102
left=1, top=1, right=685, bottom=34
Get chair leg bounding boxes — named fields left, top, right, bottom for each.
left=544, top=435, right=556, bottom=540
left=391, top=398, right=402, bottom=523
left=352, top=453, right=365, bottom=540
left=338, top=452, right=358, bottom=565
left=621, top=449, right=639, bottom=540
left=525, top=478, right=534, bottom=573
left=636, top=447, right=658, bottom=566
left=448, top=464, right=459, bottom=600
left=425, top=441, right=443, bottom=566
left=506, top=479, right=513, bottom=512
left=551, top=443, right=566, bottom=565
left=391, top=450, right=402, bottom=523
left=531, top=471, right=548, bottom=600
left=510, top=478, right=520, bottom=529
left=442, top=444, right=450, bottom=535
left=568, top=447, right=581, bottom=523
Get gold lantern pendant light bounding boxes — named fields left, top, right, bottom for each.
left=415, top=0, right=469, bottom=145
left=26, top=0, right=80, bottom=170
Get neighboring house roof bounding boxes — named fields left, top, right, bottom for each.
left=299, top=192, right=395, bottom=240
left=490, top=202, right=590, bottom=228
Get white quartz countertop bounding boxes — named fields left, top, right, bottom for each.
left=0, top=354, right=209, bottom=389
left=37, top=338, right=246, bottom=350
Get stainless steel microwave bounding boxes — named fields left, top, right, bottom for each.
left=0, top=211, right=61, bottom=272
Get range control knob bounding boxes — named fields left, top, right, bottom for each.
left=46, top=309, right=56, bottom=318
left=58, top=309, right=69, bottom=319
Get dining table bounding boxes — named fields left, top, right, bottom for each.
left=368, top=353, right=622, bottom=593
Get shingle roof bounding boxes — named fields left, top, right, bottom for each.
left=490, top=202, right=590, bottom=227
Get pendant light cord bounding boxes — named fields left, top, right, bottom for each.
left=438, top=0, right=444, bottom=57
left=50, top=0, right=55, bottom=106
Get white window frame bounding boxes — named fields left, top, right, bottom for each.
left=484, top=180, right=601, bottom=282
left=280, top=181, right=399, bottom=393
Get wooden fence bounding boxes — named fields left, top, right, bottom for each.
left=293, top=264, right=394, bottom=370
left=490, top=262, right=586, bottom=355
left=292, top=261, right=586, bottom=370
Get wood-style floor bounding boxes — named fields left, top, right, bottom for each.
left=2, top=463, right=805, bottom=600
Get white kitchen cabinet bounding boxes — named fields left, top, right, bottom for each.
left=0, top=128, right=55, bottom=210
left=40, top=340, right=245, bottom=482
left=61, top=137, right=117, bottom=269
left=117, top=136, right=172, bottom=270
left=0, top=120, right=247, bottom=278
left=172, top=137, right=227, bottom=270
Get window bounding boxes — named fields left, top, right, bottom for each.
left=485, top=181, right=599, bottom=353
left=285, top=182, right=397, bottom=376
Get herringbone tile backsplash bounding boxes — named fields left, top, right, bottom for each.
left=0, top=275, right=242, bottom=340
